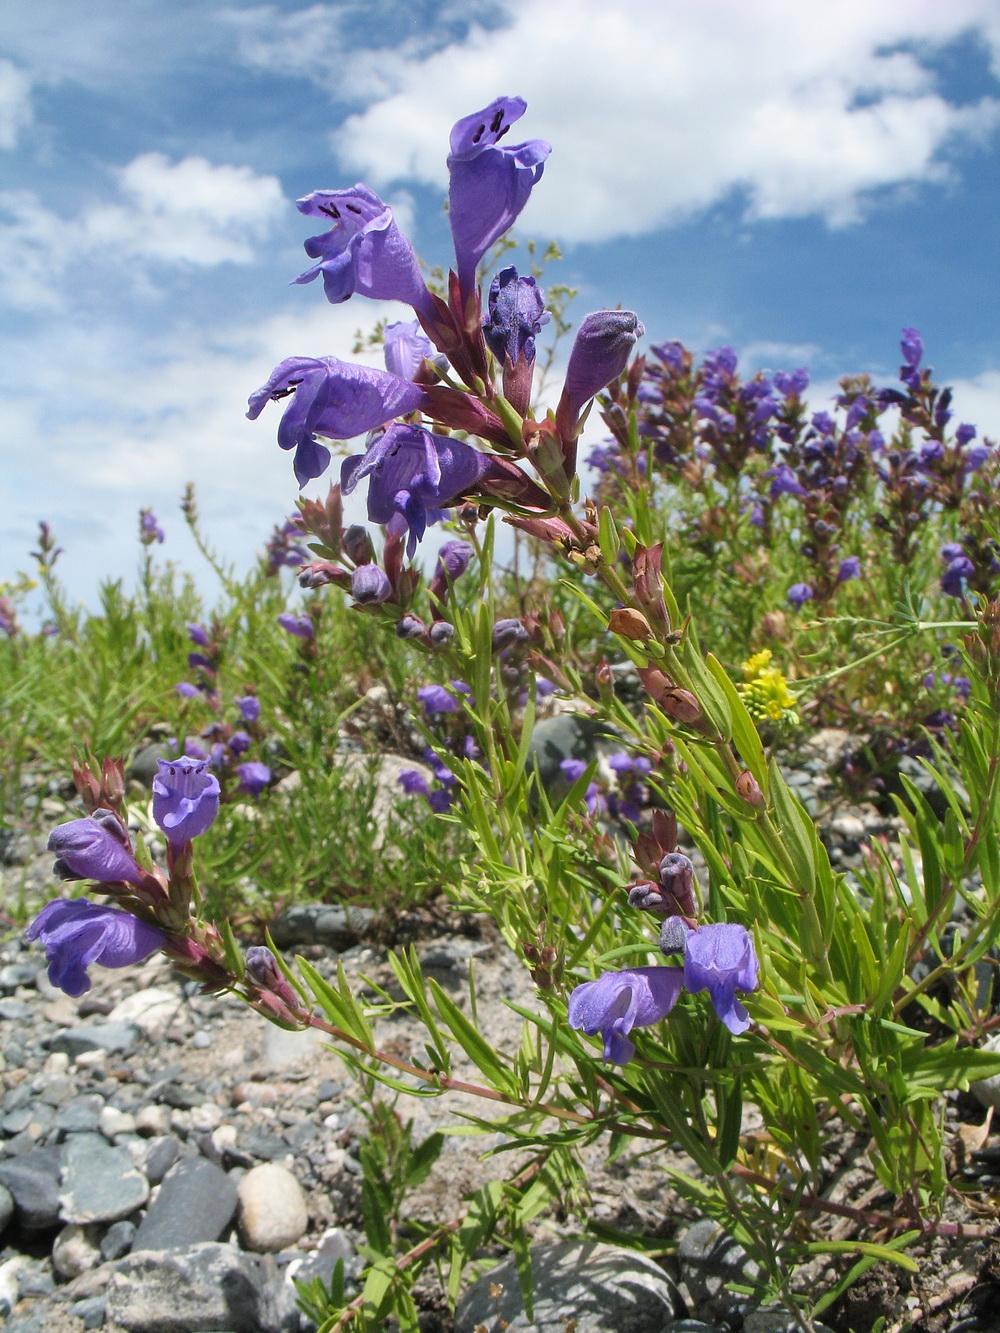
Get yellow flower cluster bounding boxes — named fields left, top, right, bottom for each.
left=737, top=649, right=799, bottom=725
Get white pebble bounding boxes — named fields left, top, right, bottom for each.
left=237, top=1163, right=309, bottom=1252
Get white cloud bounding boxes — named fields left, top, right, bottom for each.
left=0, top=59, right=32, bottom=149
left=949, top=370, right=1000, bottom=441
left=331, top=0, right=1000, bottom=242
left=0, top=154, right=286, bottom=311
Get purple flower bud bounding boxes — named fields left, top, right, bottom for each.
left=659, top=853, right=696, bottom=913
left=558, top=312, right=645, bottom=431
left=683, top=922, right=759, bottom=1035
left=491, top=618, right=529, bottom=653
left=900, top=327, right=923, bottom=369
left=139, top=508, right=165, bottom=545
left=294, top=185, right=435, bottom=320
left=236, top=761, right=271, bottom=797
left=447, top=97, right=551, bottom=300
left=229, top=730, right=252, bottom=756
left=278, top=613, right=314, bottom=640
left=342, top=525, right=375, bottom=566
left=418, top=683, right=461, bottom=715
left=235, top=696, right=260, bottom=724
left=175, top=681, right=200, bottom=700
left=568, top=966, right=684, bottom=1065
left=429, top=788, right=456, bottom=813
left=941, top=555, right=975, bottom=598
left=483, top=266, right=548, bottom=367
left=435, top=540, right=474, bottom=584
left=383, top=319, right=433, bottom=381
left=775, top=367, right=809, bottom=397
left=184, top=738, right=209, bottom=761
left=26, top=899, right=167, bottom=998
left=965, top=444, right=991, bottom=472
left=186, top=623, right=210, bottom=647
left=767, top=465, right=807, bottom=500
left=658, top=914, right=691, bottom=956
left=351, top=564, right=392, bottom=605
left=187, top=652, right=213, bottom=671
left=955, top=422, right=977, bottom=447
left=429, top=620, right=455, bottom=647
left=837, top=556, right=861, bottom=583
left=152, top=757, right=221, bottom=847
left=787, top=582, right=813, bottom=608
left=244, top=946, right=299, bottom=1008
left=395, top=614, right=426, bottom=640
left=47, top=812, right=145, bottom=886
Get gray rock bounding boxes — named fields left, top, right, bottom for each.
left=132, top=1155, right=238, bottom=1251
left=663, top=1323, right=726, bottom=1333
left=0, top=999, right=31, bottom=1021
left=69, top=1294, right=107, bottom=1329
left=971, top=1033, right=1000, bottom=1110
left=0, top=963, right=39, bottom=990
left=59, top=1133, right=150, bottom=1224
left=108, top=986, right=183, bottom=1037
left=268, top=902, right=375, bottom=950
left=53, top=1221, right=103, bottom=1279
left=131, top=741, right=176, bottom=787
left=527, top=715, right=609, bottom=791
left=0, top=1146, right=62, bottom=1228
left=101, top=1218, right=137, bottom=1261
left=141, top=1134, right=182, bottom=1184
left=1, top=1102, right=54, bottom=1138
left=56, top=1095, right=106, bottom=1134
left=105, top=1242, right=266, bottom=1333
left=677, top=1218, right=761, bottom=1318
left=262, top=1023, right=325, bottom=1072
left=0, top=1181, right=14, bottom=1234
left=50, top=1023, right=138, bottom=1059
left=455, top=1239, right=682, bottom=1332
left=744, top=1307, right=834, bottom=1333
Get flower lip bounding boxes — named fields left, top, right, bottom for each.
left=682, top=922, right=759, bottom=1035
left=27, top=899, right=166, bottom=998
left=47, top=812, right=145, bottom=886
left=568, top=965, right=684, bottom=1065
left=152, top=756, right=221, bottom=847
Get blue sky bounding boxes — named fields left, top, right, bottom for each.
left=2, top=0, right=1000, bottom=609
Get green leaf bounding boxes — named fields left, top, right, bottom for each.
left=427, top=977, right=520, bottom=1096
left=705, top=654, right=767, bottom=789
left=598, top=506, right=620, bottom=565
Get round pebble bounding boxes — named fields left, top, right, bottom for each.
left=237, top=1163, right=309, bottom=1252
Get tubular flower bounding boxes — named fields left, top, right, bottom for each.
left=294, top=185, right=435, bottom=319
left=681, top=922, right=759, bottom=1035
left=27, top=899, right=167, bottom=998
left=341, top=422, right=490, bottom=557
left=447, top=97, right=551, bottom=301
left=47, top=812, right=145, bottom=886
left=383, top=320, right=434, bottom=381
left=152, top=756, right=221, bottom=848
left=247, top=356, right=429, bottom=488
left=557, top=311, right=644, bottom=435
left=568, top=966, right=684, bottom=1065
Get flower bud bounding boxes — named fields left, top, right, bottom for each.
left=735, top=770, right=765, bottom=809
left=245, top=946, right=300, bottom=1010
left=395, top=614, right=426, bottom=640
left=343, top=525, right=375, bottom=566
left=608, top=607, right=652, bottom=640
left=429, top=620, right=455, bottom=647
left=491, top=618, right=529, bottom=653
left=351, top=564, right=392, bottom=604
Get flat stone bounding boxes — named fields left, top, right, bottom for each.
left=0, top=964, right=39, bottom=990
left=262, top=1023, right=325, bottom=1071
left=744, top=1308, right=834, bottom=1333
left=971, top=1034, right=1000, bottom=1110
left=268, top=901, right=375, bottom=950
left=69, top=1295, right=106, bottom=1330
left=238, top=1163, right=309, bottom=1252
left=99, top=1106, right=137, bottom=1139
left=105, top=1242, right=265, bottom=1333
left=135, top=1103, right=172, bottom=1136
left=100, top=1218, right=137, bottom=1262
left=677, top=1218, right=760, bottom=1318
left=108, top=986, right=183, bottom=1037
left=140, top=1134, right=182, bottom=1184
left=0, top=999, right=31, bottom=1021
left=59, top=1132, right=149, bottom=1224
left=0, top=1146, right=62, bottom=1228
left=50, top=1023, right=138, bottom=1059
left=55, top=1095, right=105, bottom=1134
left=455, top=1240, right=682, bottom=1332
left=132, top=1155, right=238, bottom=1251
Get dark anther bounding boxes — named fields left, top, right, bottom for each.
left=472, top=123, right=486, bottom=144
left=318, top=204, right=341, bottom=220
left=489, top=109, right=504, bottom=133
left=346, top=203, right=363, bottom=214
left=495, top=124, right=510, bottom=142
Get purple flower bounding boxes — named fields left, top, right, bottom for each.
left=294, top=185, right=435, bottom=320
left=608, top=752, right=653, bottom=778
left=838, top=556, right=861, bottom=583
left=682, top=922, right=759, bottom=1035
left=955, top=423, right=977, bottom=448
left=187, top=652, right=213, bottom=671
left=774, top=367, right=809, bottom=397
left=229, top=730, right=251, bottom=755
left=560, top=758, right=588, bottom=784
left=447, top=97, right=551, bottom=300
left=418, top=683, right=462, bottom=715
left=278, top=613, right=314, bottom=640
left=492, top=618, right=529, bottom=653
left=139, top=508, right=164, bottom=545
left=27, top=899, right=167, bottom=998
left=398, top=769, right=431, bottom=799
left=184, top=738, right=209, bottom=761
left=351, top=564, right=392, bottom=605
left=941, top=554, right=975, bottom=598
left=235, top=696, right=260, bottom=724
left=767, top=465, right=807, bottom=500
left=383, top=320, right=433, bottom=381
left=152, top=756, right=221, bottom=847
left=186, top=623, right=209, bottom=647
left=483, top=266, right=548, bottom=366
left=244, top=946, right=298, bottom=1008
left=428, top=788, right=455, bottom=813
left=175, top=681, right=200, bottom=700
left=558, top=311, right=644, bottom=432
left=341, top=423, right=489, bottom=557
left=47, top=812, right=144, bottom=886
left=901, top=327, right=923, bottom=369
left=965, top=443, right=991, bottom=472
left=247, top=356, right=429, bottom=488
left=434, top=539, right=474, bottom=583
left=568, top=966, right=684, bottom=1065
left=787, top=583, right=813, bottom=608
left=236, top=761, right=271, bottom=797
